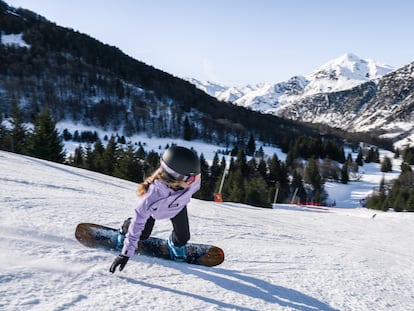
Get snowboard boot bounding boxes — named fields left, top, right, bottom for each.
left=116, top=217, right=131, bottom=249
left=120, top=217, right=132, bottom=235
left=167, top=234, right=187, bottom=262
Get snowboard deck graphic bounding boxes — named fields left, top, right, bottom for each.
left=75, top=223, right=224, bottom=267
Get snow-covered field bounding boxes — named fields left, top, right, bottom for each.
left=1, top=150, right=414, bottom=311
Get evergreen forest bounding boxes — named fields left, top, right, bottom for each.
left=2, top=105, right=413, bottom=210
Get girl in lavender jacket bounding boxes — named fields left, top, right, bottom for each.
left=110, top=146, right=201, bottom=273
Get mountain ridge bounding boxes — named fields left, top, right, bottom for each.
left=189, top=54, right=414, bottom=148
left=189, top=53, right=394, bottom=103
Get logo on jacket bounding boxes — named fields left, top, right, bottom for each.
left=168, top=203, right=179, bottom=208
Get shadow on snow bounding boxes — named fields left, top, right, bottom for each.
left=120, top=264, right=339, bottom=311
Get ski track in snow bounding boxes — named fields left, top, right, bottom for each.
left=1, top=150, right=414, bottom=311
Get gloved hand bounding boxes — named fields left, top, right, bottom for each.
left=109, top=254, right=129, bottom=273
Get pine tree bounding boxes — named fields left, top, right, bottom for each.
left=305, top=157, right=323, bottom=202
left=72, top=145, right=84, bottom=167
left=257, top=158, right=267, bottom=180
left=247, top=158, right=257, bottom=178
left=183, top=116, right=192, bottom=141
left=102, top=135, right=117, bottom=175
left=393, top=190, right=405, bottom=212
left=26, top=108, right=65, bottom=163
left=285, top=149, right=294, bottom=168
left=89, top=139, right=105, bottom=172
left=356, top=149, right=364, bottom=166
left=268, top=154, right=289, bottom=202
left=268, top=154, right=281, bottom=185
left=145, top=151, right=160, bottom=175
left=136, top=145, right=146, bottom=159
left=83, top=144, right=93, bottom=169
left=305, top=157, right=322, bottom=191
left=195, top=154, right=212, bottom=200
left=365, top=148, right=374, bottom=163
left=9, top=100, right=28, bottom=154
left=0, top=113, right=8, bottom=150
left=244, top=176, right=269, bottom=207
left=341, top=163, right=349, bottom=184
left=406, top=189, right=414, bottom=212
left=224, top=168, right=244, bottom=203
left=388, top=180, right=401, bottom=210
left=210, top=153, right=222, bottom=183
left=291, top=171, right=306, bottom=203
left=366, top=147, right=380, bottom=163
left=113, top=143, right=143, bottom=182
left=235, top=149, right=248, bottom=178
left=256, top=146, right=264, bottom=158
left=374, top=148, right=380, bottom=163
left=401, top=162, right=412, bottom=174
left=246, top=134, right=256, bottom=156
left=378, top=177, right=389, bottom=211
left=381, top=156, right=392, bottom=172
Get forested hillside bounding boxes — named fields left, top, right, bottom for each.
left=0, top=0, right=324, bottom=149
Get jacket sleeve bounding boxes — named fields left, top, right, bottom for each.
left=121, top=194, right=152, bottom=257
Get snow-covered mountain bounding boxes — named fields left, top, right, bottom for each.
left=305, top=52, right=393, bottom=95
left=189, top=53, right=393, bottom=109
left=2, top=149, right=413, bottom=311
left=188, top=53, right=414, bottom=148
left=186, top=78, right=267, bottom=103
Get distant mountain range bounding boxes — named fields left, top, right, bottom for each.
left=189, top=54, right=414, bottom=149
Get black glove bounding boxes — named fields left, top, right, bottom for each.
left=109, top=254, right=129, bottom=273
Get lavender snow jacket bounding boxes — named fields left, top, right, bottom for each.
left=121, top=178, right=201, bottom=257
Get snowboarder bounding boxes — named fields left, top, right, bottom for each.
left=110, top=146, right=201, bottom=273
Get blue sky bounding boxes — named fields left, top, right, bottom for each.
left=5, top=0, right=414, bottom=86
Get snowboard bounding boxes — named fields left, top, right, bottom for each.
left=75, top=223, right=225, bottom=267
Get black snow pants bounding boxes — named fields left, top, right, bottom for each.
left=139, top=206, right=190, bottom=247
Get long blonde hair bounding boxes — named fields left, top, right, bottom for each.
left=136, top=168, right=182, bottom=196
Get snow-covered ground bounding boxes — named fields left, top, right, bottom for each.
left=0, top=33, right=31, bottom=49
left=1, top=150, right=413, bottom=311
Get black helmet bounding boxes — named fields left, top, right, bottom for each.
left=161, top=146, right=200, bottom=177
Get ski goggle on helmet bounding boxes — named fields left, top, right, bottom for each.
left=160, top=146, right=200, bottom=183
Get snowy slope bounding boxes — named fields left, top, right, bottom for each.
left=0, top=33, right=31, bottom=48
left=1, top=150, right=414, bottom=311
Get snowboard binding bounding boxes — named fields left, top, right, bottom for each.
left=167, top=234, right=187, bottom=262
